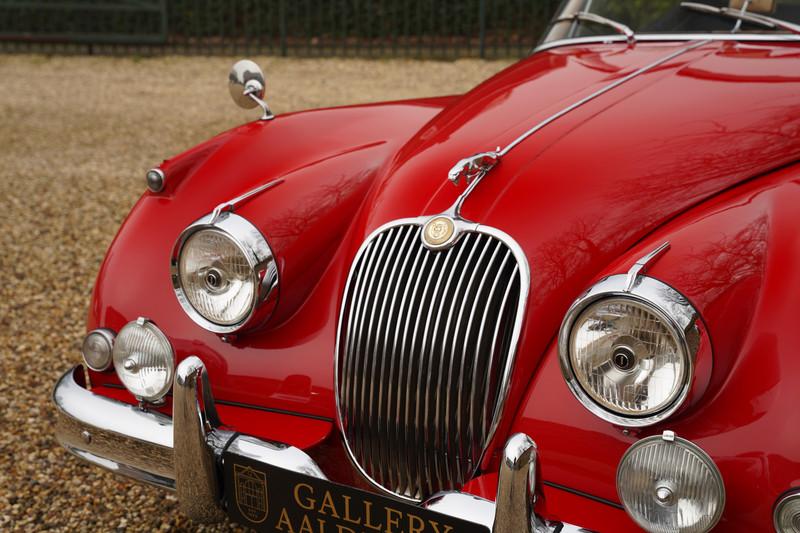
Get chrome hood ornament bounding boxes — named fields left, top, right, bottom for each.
left=447, top=151, right=501, bottom=186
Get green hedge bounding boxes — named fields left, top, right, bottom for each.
left=0, top=0, right=564, bottom=57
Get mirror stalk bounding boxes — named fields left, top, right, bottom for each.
left=244, top=81, right=274, bottom=121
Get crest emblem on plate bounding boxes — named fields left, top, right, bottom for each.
left=423, top=216, right=456, bottom=247
left=234, top=464, right=268, bottom=523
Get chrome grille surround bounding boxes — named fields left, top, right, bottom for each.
left=335, top=216, right=529, bottom=501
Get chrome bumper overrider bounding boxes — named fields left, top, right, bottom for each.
left=53, top=358, right=589, bottom=532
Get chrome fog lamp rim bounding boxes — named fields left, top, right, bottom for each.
left=171, top=212, right=278, bottom=334
left=558, top=274, right=701, bottom=427
left=81, top=328, right=116, bottom=371
left=113, top=317, right=175, bottom=402
left=775, top=491, right=800, bottom=532
left=617, top=432, right=725, bottom=533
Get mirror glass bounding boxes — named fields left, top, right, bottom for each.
left=228, top=59, right=265, bottom=110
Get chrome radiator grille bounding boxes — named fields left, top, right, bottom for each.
left=336, top=220, right=527, bottom=501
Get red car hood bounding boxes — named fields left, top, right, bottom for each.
left=92, top=40, right=800, bottom=428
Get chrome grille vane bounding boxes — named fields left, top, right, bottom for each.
left=336, top=219, right=528, bottom=501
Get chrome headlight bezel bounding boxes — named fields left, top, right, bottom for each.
left=558, top=274, right=701, bottom=427
left=775, top=491, right=800, bottom=532
left=171, top=212, right=279, bottom=334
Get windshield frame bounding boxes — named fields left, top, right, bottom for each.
left=536, top=1, right=800, bottom=53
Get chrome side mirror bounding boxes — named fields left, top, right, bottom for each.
left=228, top=59, right=274, bottom=121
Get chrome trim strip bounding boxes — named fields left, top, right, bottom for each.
left=101, top=381, right=335, bottom=421
left=502, top=39, right=709, bottom=157
left=209, top=178, right=284, bottom=224
left=534, top=32, right=800, bottom=54
left=334, top=216, right=530, bottom=502
left=542, top=480, right=624, bottom=510
left=557, top=274, right=702, bottom=427
left=681, top=2, right=800, bottom=35
left=554, top=11, right=635, bottom=44
left=624, top=241, right=670, bottom=292
left=446, top=40, right=710, bottom=219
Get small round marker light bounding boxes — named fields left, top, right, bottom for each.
left=81, top=328, right=115, bottom=371
left=146, top=168, right=165, bottom=192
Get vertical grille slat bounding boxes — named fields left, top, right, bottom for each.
left=337, top=220, right=526, bottom=501
left=350, top=232, right=391, bottom=460
left=374, top=226, right=417, bottom=487
left=481, top=265, right=520, bottom=442
left=453, top=240, right=504, bottom=485
left=430, top=233, right=480, bottom=492
left=341, top=234, right=383, bottom=455
left=469, top=250, right=514, bottom=454
left=363, top=227, right=407, bottom=480
left=409, top=249, right=446, bottom=496
left=397, top=245, right=434, bottom=494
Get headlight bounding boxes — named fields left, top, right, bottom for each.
left=559, top=273, right=701, bottom=426
left=617, top=431, right=725, bottom=533
left=172, top=212, right=278, bottom=334
left=81, top=328, right=115, bottom=371
left=112, top=317, right=174, bottom=402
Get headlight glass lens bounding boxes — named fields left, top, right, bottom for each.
left=617, top=433, right=725, bottom=533
left=112, top=318, right=174, bottom=402
left=178, top=229, right=255, bottom=326
left=569, top=297, right=687, bottom=417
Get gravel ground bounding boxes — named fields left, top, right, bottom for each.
left=0, top=55, right=511, bottom=532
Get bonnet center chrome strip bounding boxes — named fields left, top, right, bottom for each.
left=446, top=39, right=712, bottom=220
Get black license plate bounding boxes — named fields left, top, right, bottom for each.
left=223, top=451, right=490, bottom=533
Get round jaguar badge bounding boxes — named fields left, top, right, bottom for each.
left=422, top=216, right=456, bottom=248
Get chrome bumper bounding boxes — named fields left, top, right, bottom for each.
left=54, top=358, right=589, bottom=533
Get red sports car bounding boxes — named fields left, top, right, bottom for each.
left=53, top=1, right=800, bottom=531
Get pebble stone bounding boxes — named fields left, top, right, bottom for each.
left=0, top=54, right=511, bottom=531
